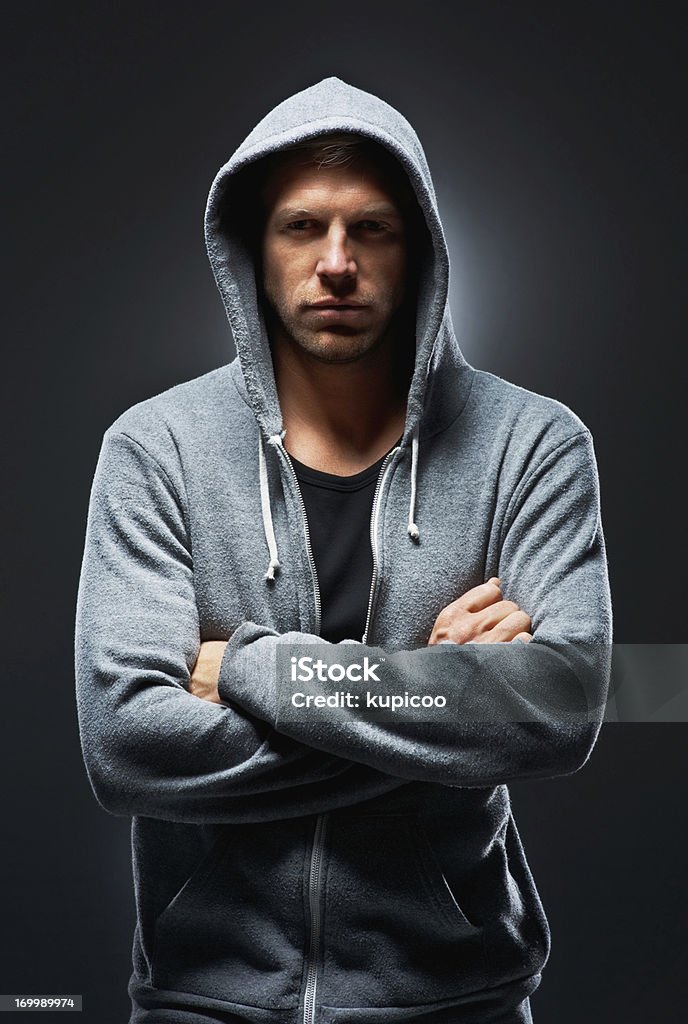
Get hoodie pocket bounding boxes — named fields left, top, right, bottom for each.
left=322, top=814, right=490, bottom=1007
left=412, top=819, right=481, bottom=934
left=150, top=821, right=306, bottom=1009
left=488, top=815, right=551, bottom=983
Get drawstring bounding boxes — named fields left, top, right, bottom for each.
left=258, top=422, right=420, bottom=583
left=407, top=423, right=420, bottom=542
left=258, top=430, right=283, bottom=581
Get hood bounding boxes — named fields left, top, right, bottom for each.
left=204, top=75, right=472, bottom=443
left=204, top=76, right=474, bottom=578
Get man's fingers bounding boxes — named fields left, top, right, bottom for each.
left=188, top=640, right=227, bottom=704
left=472, top=610, right=532, bottom=644
left=452, top=578, right=503, bottom=613
left=478, top=599, right=522, bottom=629
left=513, top=632, right=532, bottom=643
left=428, top=579, right=533, bottom=647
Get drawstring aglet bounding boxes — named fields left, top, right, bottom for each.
left=264, top=557, right=281, bottom=582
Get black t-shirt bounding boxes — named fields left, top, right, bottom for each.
left=290, top=448, right=395, bottom=643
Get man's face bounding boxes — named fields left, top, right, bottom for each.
left=260, top=153, right=408, bottom=364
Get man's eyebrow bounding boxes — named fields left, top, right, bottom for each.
left=273, top=208, right=316, bottom=222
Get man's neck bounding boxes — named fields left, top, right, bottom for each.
left=270, top=325, right=412, bottom=476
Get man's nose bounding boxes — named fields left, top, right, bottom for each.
left=315, top=226, right=357, bottom=281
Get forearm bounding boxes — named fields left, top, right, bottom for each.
left=219, top=623, right=610, bottom=787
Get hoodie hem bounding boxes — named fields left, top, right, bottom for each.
left=129, top=974, right=540, bottom=1023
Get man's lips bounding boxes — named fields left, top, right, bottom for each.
left=305, top=304, right=370, bottom=321
left=306, top=300, right=368, bottom=309
left=304, top=301, right=370, bottom=321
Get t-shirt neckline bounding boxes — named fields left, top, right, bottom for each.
left=289, top=440, right=401, bottom=493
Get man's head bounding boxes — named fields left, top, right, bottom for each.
left=250, top=134, right=422, bottom=365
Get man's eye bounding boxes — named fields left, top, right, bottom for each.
left=286, top=220, right=313, bottom=231
left=358, top=220, right=385, bottom=232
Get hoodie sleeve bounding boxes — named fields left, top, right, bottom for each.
left=220, top=429, right=613, bottom=787
left=74, top=428, right=409, bottom=824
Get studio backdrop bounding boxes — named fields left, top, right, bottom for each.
left=2, top=3, right=685, bottom=1022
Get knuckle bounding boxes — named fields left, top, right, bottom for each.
left=451, top=621, right=472, bottom=644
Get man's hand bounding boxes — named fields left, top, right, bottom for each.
left=189, top=640, right=228, bottom=704
left=427, top=578, right=532, bottom=646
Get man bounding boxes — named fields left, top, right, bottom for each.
left=75, top=77, right=612, bottom=1023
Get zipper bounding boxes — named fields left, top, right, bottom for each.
left=271, top=436, right=398, bottom=1023
left=362, top=446, right=400, bottom=645
left=302, top=813, right=328, bottom=1024
left=271, top=434, right=325, bottom=1024
left=274, top=437, right=322, bottom=636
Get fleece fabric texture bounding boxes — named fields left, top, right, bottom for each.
left=74, top=76, right=613, bottom=1023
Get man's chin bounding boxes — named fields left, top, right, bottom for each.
left=291, top=329, right=385, bottom=365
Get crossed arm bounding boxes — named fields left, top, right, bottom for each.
left=189, top=578, right=534, bottom=706
left=75, top=426, right=611, bottom=824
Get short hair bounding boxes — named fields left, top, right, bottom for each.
left=255, top=132, right=419, bottom=218
left=288, top=132, right=369, bottom=169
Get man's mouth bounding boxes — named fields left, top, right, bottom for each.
left=306, top=304, right=369, bottom=321
left=307, top=301, right=368, bottom=309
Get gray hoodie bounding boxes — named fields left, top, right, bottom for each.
left=75, top=77, right=613, bottom=1023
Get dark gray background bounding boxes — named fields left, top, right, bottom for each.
left=2, top=2, right=686, bottom=1021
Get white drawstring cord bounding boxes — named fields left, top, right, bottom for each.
left=258, top=431, right=282, bottom=580
left=407, top=423, right=420, bottom=541
left=260, top=423, right=419, bottom=580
